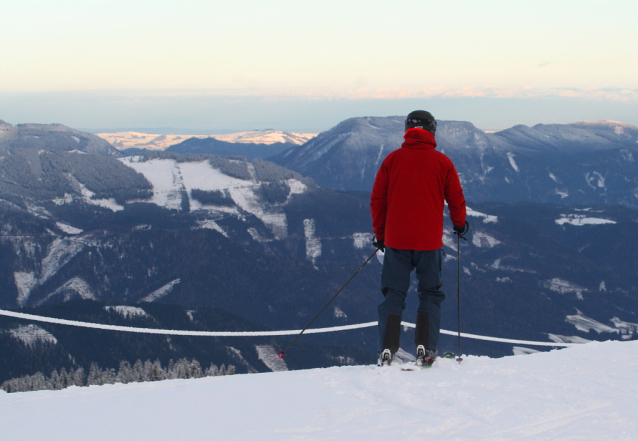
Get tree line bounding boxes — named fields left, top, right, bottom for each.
left=1, top=358, right=236, bottom=393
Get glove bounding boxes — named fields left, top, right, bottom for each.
left=372, top=236, right=385, bottom=252
left=453, top=221, right=470, bottom=239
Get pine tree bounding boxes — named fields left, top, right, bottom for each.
left=87, top=363, right=101, bottom=386
left=73, top=367, right=86, bottom=387
left=190, top=359, right=203, bottom=379
left=133, top=359, right=144, bottom=382
left=117, top=360, right=134, bottom=384
left=205, top=364, right=218, bottom=377
left=150, top=359, right=166, bottom=381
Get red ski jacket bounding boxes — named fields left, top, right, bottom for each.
left=371, top=128, right=466, bottom=251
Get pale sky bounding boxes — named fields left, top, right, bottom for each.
left=1, top=0, right=637, bottom=132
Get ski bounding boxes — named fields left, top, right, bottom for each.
left=400, top=351, right=456, bottom=371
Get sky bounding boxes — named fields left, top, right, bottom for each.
left=1, top=0, right=637, bottom=132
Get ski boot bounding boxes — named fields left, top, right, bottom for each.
left=377, top=349, right=394, bottom=366
left=415, top=345, right=437, bottom=367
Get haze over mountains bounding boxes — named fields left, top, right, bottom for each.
left=1, top=115, right=637, bottom=384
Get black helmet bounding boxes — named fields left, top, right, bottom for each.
left=405, top=110, right=437, bottom=134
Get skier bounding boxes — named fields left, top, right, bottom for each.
left=371, top=110, right=468, bottom=366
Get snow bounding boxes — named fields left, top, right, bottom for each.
left=195, top=220, right=229, bottom=237
left=208, top=130, right=315, bottom=145
left=37, top=277, right=96, bottom=306
left=139, top=279, right=181, bottom=303
left=547, top=334, right=591, bottom=344
left=119, top=158, right=184, bottom=210
left=14, top=271, right=37, bottom=307
left=511, top=346, right=539, bottom=355
left=286, top=179, right=308, bottom=196
left=303, top=218, right=321, bottom=264
left=555, top=214, right=616, bottom=226
left=77, top=182, right=124, bottom=212
left=543, top=278, right=588, bottom=300
left=352, top=232, right=373, bottom=249
left=585, top=171, right=606, bottom=189
left=52, top=193, right=73, bottom=205
left=565, top=310, right=617, bottom=334
left=2, top=340, right=638, bottom=440
left=9, top=324, right=58, bottom=347
left=471, top=231, right=501, bottom=248
left=40, top=238, right=87, bottom=286
left=507, top=152, right=519, bottom=172
left=118, top=158, right=305, bottom=238
left=255, top=345, right=288, bottom=372
left=56, top=222, right=83, bottom=235
left=466, top=206, right=498, bottom=223
left=105, top=306, right=148, bottom=319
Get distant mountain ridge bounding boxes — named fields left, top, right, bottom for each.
left=165, top=137, right=292, bottom=159
left=96, top=129, right=316, bottom=153
left=0, top=120, right=119, bottom=157
left=272, top=117, right=638, bottom=208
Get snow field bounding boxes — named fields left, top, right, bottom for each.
left=2, top=340, right=638, bottom=440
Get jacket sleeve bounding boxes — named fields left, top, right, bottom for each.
left=445, top=162, right=467, bottom=228
left=370, top=161, right=389, bottom=241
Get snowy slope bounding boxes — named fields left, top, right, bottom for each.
left=2, top=340, right=637, bottom=440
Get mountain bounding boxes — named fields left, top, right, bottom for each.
left=1, top=120, right=638, bottom=382
left=0, top=120, right=120, bottom=157
left=166, top=137, right=293, bottom=158
left=95, top=129, right=316, bottom=152
left=272, top=118, right=638, bottom=208
left=2, top=340, right=638, bottom=440
left=1, top=147, right=637, bottom=357
left=209, top=129, right=316, bottom=145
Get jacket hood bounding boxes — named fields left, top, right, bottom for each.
left=402, top=128, right=437, bottom=150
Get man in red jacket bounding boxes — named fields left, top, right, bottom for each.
left=371, top=110, right=468, bottom=366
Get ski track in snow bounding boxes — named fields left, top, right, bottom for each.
left=2, top=340, right=638, bottom=440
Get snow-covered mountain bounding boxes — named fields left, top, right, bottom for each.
left=210, top=129, right=316, bottom=145
left=96, top=129, right=316, bottom=152
left=2, top=339, right=638, bottom=440
left=2, top=120, right=638, bottom=382
left=0, top=120, right=119, bottom=157
left=273, top=117, right=638, bottom=208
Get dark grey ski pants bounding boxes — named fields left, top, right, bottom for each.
left=377, top=247, right=445, bottom=352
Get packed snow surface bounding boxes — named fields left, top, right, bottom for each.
left=2, top=340, right=638, bottom=440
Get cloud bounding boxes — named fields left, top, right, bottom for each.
left=102, top=86, right=638, bottom=102
left=538, top=61, right=553, bottom=68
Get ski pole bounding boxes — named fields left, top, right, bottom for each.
left=454, top=221, right=469, bottom=364
left=278, top=250, right=378, bottom=358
